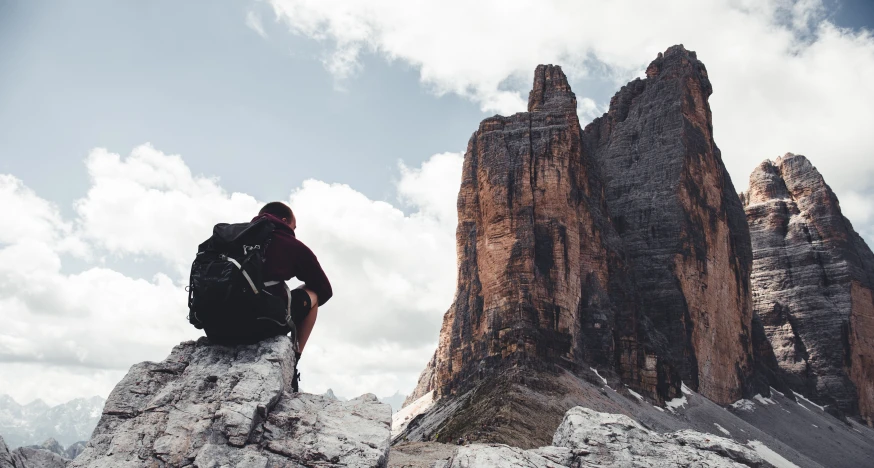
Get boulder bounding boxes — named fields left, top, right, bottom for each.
left=69, top=335, right=391, bottom=467
left=445, top=407, right=770, bottom=468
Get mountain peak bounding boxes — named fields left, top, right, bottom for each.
left=527, top=64, right=577, bottom=112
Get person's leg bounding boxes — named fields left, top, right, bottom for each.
left=296, top=288, right=319, bottom=353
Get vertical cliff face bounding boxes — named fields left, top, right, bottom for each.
left=583, top=46, right=754, bottom=404
left=742, top=153, right=874, bottom=425
left=408, top=46, right=759, bottom=415
left=415, top=65, right=652, bottom=403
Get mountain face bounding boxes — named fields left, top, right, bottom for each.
left=0, top=395, right=104, bottom=449
left=742, top=153, right=874, bottom=426
left=409, top=63, right=652, bottom=406
left=584, top=46, right=755, bottom=404
left=407, top=45, right=756, bottom=419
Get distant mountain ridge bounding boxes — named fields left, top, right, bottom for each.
left=0, top=394, right=104, bottom=448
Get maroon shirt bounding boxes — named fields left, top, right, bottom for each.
left=254, top=213, right=333, bottom=306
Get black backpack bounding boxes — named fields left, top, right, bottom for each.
left=187, top=217, right=296, bottom=345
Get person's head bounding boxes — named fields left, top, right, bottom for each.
left=259, top=201, right=296, bottom=230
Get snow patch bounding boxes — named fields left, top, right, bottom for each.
left=812, top=424, right=818, bottom=428
left=590, top=367, right=609, bottom=387
left=627, top=389, right=644, bottom=402
left=770, top=386, right=785, bottom=398
left=753, top=394, right=775, bottom=405
left=681, top=382, right=693, bottom=395
left=653, top=405, right=664, bottom=412
left=391, top=391, right=434, bottom=437
left=796, top=394, right=824, bottom=411
left=665, top=395, right=687, bottom=412
left=713, top=423, right=730, bottom=436
left=730, top=399, right=755, bottom=411
left=747, top=440, right=800, bottom=468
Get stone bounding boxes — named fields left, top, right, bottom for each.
left=24, top=441, right=63, bottom=459
left=407, top=62, right=650, bottom=405
left=742, top=153, right=874, bottom=426
left=444, top=407, right=769, bottom=468
left=1, top=435, right=68, bottom=468
left=1, top=436, right=14, bottom=468
left=69, top=335, right=391, bottom=467
left=62, top=444, right=85, bottom=461
left=9, top=448, right=69, bottom=468
left=584, top=44, right=755, bottom=404
left=405, top=45, right=758, bottom=444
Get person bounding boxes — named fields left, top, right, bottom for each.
left=255, top=201, right=332, bottom=355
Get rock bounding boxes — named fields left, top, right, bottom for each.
left=406, top=45, right=758, bottom=443
left=24, top=441, right=63, bottom=459
left=407, top=62, right=647, bottom=404
left=1, top=435, right=68, bottom=468
left=444, top=407, right=768, bottom=468
left=9, top=448, right=69, bottom=468
left=69, top=335, right=391, bottom=467
left=61, top=444, right=85, bottom=461
left=1, top=436, right=14, bottom=468
left=742, top=153, right=874, bottom=426
left=584, top=44, right=755, bottom=404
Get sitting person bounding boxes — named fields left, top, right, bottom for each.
left=254, top=201, right=333, bottom=355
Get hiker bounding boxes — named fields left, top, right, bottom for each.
left=255, top=201, right=332, bottom=354
left=188, top=201, right=332, bottom=356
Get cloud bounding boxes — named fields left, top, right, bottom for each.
left=0, top=145, right=460, bottom=403
left=246, top=10, right=268, bottom=39
left=265, top=0, right=874, bottom=241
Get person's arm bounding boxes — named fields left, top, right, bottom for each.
left=292, top=240, right=333, bottom=306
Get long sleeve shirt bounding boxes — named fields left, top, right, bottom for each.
left=253, top=213, right=333, bottom=306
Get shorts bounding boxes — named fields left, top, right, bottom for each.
left=289, top=288, right=313, bottom=326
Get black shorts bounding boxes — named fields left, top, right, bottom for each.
left=289, top=288, right=313, bottom=326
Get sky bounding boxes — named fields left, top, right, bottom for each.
left=1, top=0, right=873, bottom=405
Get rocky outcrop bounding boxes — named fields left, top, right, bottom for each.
left=409, top=62, right=652, bottom=406
left=742, top=153, right=874, bottom=425
left=23, top=441, right=63, bottom=459
left=583, top=45, right=754, bottom=404
left=70, top=336, right=391, bottom=467
left=444, top=407, right=772, bottom=468
left=407, top=45, right=756, bottom=435
left=1, top=436, right=68, bottom=468
left=62, top=444, right=84, bottom=461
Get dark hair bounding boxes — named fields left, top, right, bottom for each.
left=259, top=201, right=294, bottom=221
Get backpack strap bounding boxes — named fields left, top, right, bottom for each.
left=225, top=255, right=260, bottom=294
left=264, top=280, right=292, bottom=317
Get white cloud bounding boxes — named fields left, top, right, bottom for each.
left=246, top=10, right=268, bottom=38
left=0, top=145, right=460, bottom=403
left=266, top=0, right=874, bottom=240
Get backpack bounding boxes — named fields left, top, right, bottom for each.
left=187, top=217, right=297, bottom=345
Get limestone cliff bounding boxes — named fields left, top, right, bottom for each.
left=584, top=45, right=755, bottom=405
left=408, top=46, right=755, bottom=416
left=742, top=153, right=874, bottom=426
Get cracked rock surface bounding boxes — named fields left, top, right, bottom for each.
left=446, top=407, right=769, bottom=468
left=1, top=435, right=68, bottom=468
left=69, top=336, right=391, bottom=467
left=742, top=153, right=874, bottom=425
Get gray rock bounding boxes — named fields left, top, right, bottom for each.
left=742, top=153, right=874, bottom=425
left=61, top=444, right=85, bottom=461
left=1, top=436, right=14, bottom=468
left=445, top=407, right=770, bottom=468
left=24, top=440, right=63, bottom=459
left=69, top=335, right=391, bottom=467
left=9, top=448, right=68, bottom=468
left=1, top=435, right=67, bottom=468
